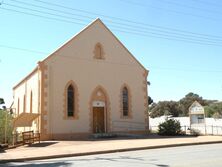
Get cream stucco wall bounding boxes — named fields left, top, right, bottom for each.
left=43, top=19, right=148, bottom=138
left=13, top=69, right=40, bottom=133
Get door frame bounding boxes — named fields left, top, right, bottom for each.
left=89, top=86, right=111, bottom=133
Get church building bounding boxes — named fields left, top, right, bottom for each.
left=12, top=18, right=149, bottom=140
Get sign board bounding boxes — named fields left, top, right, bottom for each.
left=189, top=101, right=204, bottom=114
left=92, top=101, right=105, bottom=107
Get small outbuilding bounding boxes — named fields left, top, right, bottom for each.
left=189, top=101, right=205, bottom=125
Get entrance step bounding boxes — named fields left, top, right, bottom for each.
left=91, top=133, right=117, bottom=139
left=114, top=133, right=146, bottom=138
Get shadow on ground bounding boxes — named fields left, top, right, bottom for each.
left=0, top=149, right=5, bottom=153
left=52, top=133, right=198, bottom=142
left=0, top=161, right=72, bottom=167
left=23, top=154, right=170, bottom=167
left=26, top=142, right=58, bottom=147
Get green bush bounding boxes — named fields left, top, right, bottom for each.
left=190, top=128, right=201, bottom=136
left=0, top=109, right=13, bottom=144
left=158, top=119, right=182, bottom=136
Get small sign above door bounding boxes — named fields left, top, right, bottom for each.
left=92, top=101, right=105, bottom=107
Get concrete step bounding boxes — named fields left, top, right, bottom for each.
left=91, top=133, right=117, bottom=139
left=114, top=133, right=146, bottom=138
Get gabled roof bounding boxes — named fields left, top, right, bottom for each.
left=42, top=18, right=148, bottom=72
left=189, top=101, right=203, bottom=109
left=13, top=67, right=38, bottom=90
left=13, top=18, right=148, bottom=90
left=189, top=101, right=204, bottom=114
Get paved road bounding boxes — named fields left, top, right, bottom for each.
left=1, top=143, right=222, bottom=167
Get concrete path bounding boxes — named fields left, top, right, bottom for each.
left=1, top=136, right=222, bottom=162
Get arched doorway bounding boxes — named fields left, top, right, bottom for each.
left=89, top=86, right=110, bottom=133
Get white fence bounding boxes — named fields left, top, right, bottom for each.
left=150, top=125, right=222, bottom=135
left=149, top=116, right=222, bottom=135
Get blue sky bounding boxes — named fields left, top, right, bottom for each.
left=1, top=0, right=222, bottom=106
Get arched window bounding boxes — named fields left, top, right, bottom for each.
left=94, top=43, right=104, bottom=59
left=67, top=85, right=74, bottom=117
left=30, top=91, right=33, bottom=113
left=64, top=81, right=79, bottom=120
left=17, top=98, right=20, bottom=115
left=122, top=87, right=129, bottom=116
left=23, top=95, right=26, bottom=113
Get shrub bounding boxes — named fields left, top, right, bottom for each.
left=0, top=109, right=13, bottom=144
left=190, top=128, right=201, bottom=136
left=158, top=119, right=182, bottom=136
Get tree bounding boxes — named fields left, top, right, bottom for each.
left=149, top=101, right=181, bottom=118
left=149, top=92, right=216, bottom=118
left=178, top=92, right=211, bottom=116
left=0, top=98, right=5, bottom=105
left=0, top=109, right=13, bottom=144
left=148, top=96, right=153, bottom=105
left=212, top=112, right=222, bottom=119
left=205, top=102, right=222, bottom=118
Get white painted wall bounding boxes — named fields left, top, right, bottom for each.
left=13, top=70, right=40, bottom=133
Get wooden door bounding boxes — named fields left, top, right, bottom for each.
left=93, top=107, right=105, bottom=133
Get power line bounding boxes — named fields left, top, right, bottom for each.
left=4, top=3, right=90, bottom=24
left=26, top=0, right=222, bottom=39
left=191, top=0, right=222, bottom=8
left=6, top=0, right=221, bottom=42
left=0, top=44, right=48, bottom=54
left=110, top=28, right=222, bottom=47
left=0, top=7, right=87, bottom=26
left=107, top=23, right=222, bottom=43
left=1, top=7, right=222, bottom=47
left=0, top=44, right=139, bottom=67
left=149, top=66, right=222, bottom=73
left=2, top=2, right=222, bottom=45
left=5, top=1, right=222, bottom=43
left=1, top=6, right=222, bottom=47
left=32, top=0, right=132, bottom=23
left=10, top=0, right=95, bottom=20
left=153, top=0, right=222, bottom=16
left=1, top=43, right=222, bottom=73
left=119, top=0, right=222, bottom=22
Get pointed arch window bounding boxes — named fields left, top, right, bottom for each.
left=17, top=98, right=20, bottom=115
left=64, top=81, right=79, bottom=120
left=122, top=87, right=129, bottom=116
left=23, top=95, right=26, bottom=113
left=30, top=91, right=33, bottom=113
left=120, top=84, right=132, bottom=119
left=67, top=85, right=74, bottom=117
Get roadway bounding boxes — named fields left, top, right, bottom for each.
left=1, top=143, right=222, bottom=167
